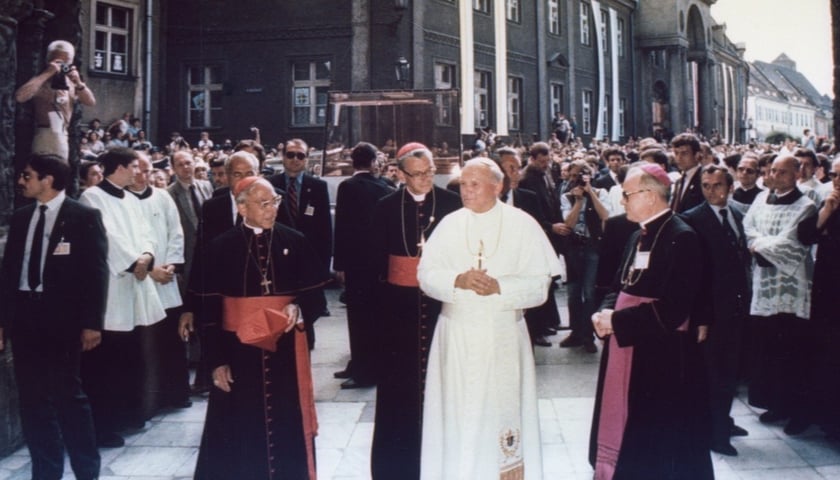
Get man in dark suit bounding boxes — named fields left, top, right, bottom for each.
left=519, top=142, right=571, bottom=254
left=269, top=138, right=332, bottom=348
left=0, top=154, right=108, bottom=480
left=166, top=150, right=214, bottom=286
left=670, top=133, right=705, bottom=213
left=681, top=164, right=752, bottom=456
left=593, top=147, right=625, bottom=190
left=497, top=147, right=557, bottom=347
left=333, top=142, right=393, bottom=389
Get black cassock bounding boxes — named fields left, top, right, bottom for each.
left=192, top=224, right=328, bottom=480
left=369, top=186, right=461, bottom=479
left=588, top=212, right=713, bottom=480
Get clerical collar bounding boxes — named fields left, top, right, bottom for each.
left=639, top=208, right=671, bottom=230
left=127, top=186, right=152, bottom=199
left=353, top=169, right=372, bottom=176
left=98, top=178, right=125, bottom=198
left=406, top=189, right=427, bottom=202
left=769, top=188, right=803, bottom=205
left=242, top=220, right=265, bottom=235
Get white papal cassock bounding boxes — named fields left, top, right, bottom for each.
left=80, top=181, right=166, bottom=330
left=418, top=201, right=562, bottom=480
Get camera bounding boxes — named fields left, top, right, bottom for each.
left=50, top=63, right=72, bottom=90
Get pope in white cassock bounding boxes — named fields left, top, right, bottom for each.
left=418, top=158, right=562, bottom=480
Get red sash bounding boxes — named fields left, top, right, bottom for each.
left=222, top=295, right=318, bottom=480
left=387, top=254, right=420, bottom=287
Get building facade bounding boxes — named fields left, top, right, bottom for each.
left=747, top=54, right=832, bottom=142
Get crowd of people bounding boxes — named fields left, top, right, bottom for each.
left=4, top=42, right=840, bottom=479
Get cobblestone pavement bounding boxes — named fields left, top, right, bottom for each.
left=2, top=287, right=839, bottom=479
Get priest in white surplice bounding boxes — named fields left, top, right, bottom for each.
left=418, top=158, right=562, bottom=480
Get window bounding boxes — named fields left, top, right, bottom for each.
left=292, top=60, right=330, bottom=127
left=507, top=0, right=521, bottom=22
left=435, top=63, right=457, bottom=126
left=92, top=2, right=132, bottom=75
left=548, top=0, right=560, bottom=35
left=550, top=83, right=564, bottom=117
left=475, top=70, right=492, bottom=128
left=617, top=18, right=625, bottom=57
left=187, top=65, right=223, bottom=129
left=475, top=0, right=490, bottom=13
left=508, top=77, right=522, bottom=131
left=601, top=10, right=608, bottom=52
left=619, top=98, right=626, bottom=137
left=582, top=89, right=592, bottom=135
left=602, top=94, right=610, bottom=137
left=580, top=2, right=591, bottom=46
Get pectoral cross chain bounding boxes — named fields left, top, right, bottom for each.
left=476, top=240, right=485, bottom=270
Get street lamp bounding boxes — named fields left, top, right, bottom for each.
left=395, top=56, right=411, bottom=90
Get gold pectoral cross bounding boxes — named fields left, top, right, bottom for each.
left=417, top=234, right=425, bottom=253
left=260, top=277, right=272, bottom=295
left=476, top=240, right=485, bottom=269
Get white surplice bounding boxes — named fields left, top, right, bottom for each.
left=80, top=183, right=166, bottom=331
left=418, top=201, right=562, bottom=480
left=132, top=187, right=184, bottom=310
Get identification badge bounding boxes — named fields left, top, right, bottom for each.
left=633, top=251, right=650, bottom=270
left=304, top=205, right=315, bottom=216
left=53, top=242, right=71, bottom=255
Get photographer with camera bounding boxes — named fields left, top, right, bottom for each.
left=15, top=40, right=96, bottom=161
left=559, top=160, right=610, bottom=353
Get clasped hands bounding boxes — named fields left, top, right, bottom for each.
left=592, top=309, right=614, bottom=338
left=455, top=268, right=500, bottom=296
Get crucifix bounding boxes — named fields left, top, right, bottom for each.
left=260, top=277, right=272, bottom=295
left=417, top=234, right=426, bottom=253
left=476, top=240, right=485, bottom=269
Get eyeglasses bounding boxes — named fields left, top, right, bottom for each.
left=252, top=195, right=283, bottom=210
left=285, top=151, right=307, bottom=160
left=18, top=171, right=33, bottom=181
left=737, top=167, right=757, bottom=174
left=230, top=171, right=256, bottom=180
left=621, top=189, right=650, bottom=200
left=402, top=169, right=436, bottom=179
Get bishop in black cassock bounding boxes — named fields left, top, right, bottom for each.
left=369, top=143, right=461, bottom=479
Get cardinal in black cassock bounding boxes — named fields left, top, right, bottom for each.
left=192, top=178, right=328, bottom=480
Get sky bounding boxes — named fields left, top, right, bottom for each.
left=710, top=0, right=833, bottom=98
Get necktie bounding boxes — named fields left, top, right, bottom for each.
left=189, top=184, right=203, bottom=218
left=671, top=175, right=686, bottom=210
left=719, top=208, right=738, bottom=246
left=28, top=205, right=47, bottom=290
left=288, top=179, right=299, bottom=220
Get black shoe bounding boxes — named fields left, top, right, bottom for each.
left=532, top=336, right=551, bottom=347
left=730, top=424, right=749, bottom=437
left=96, top=432, right=125, bottom=448
left=340, top=378, right=376, bottom=390
left=710, top=442, right=738, bottom=456
left=583, top=341, right=598, bottom=353
left=784, top=417, right=811, bottom=435
left=559, top=335, right=584, bottom=348
left=172, top=399, right=193, bottom=409
left=759, top=410, right=788, bottom=424
left=333, top=369, right=353, bottom=379
left=190, top=383, right=211, bottom=396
